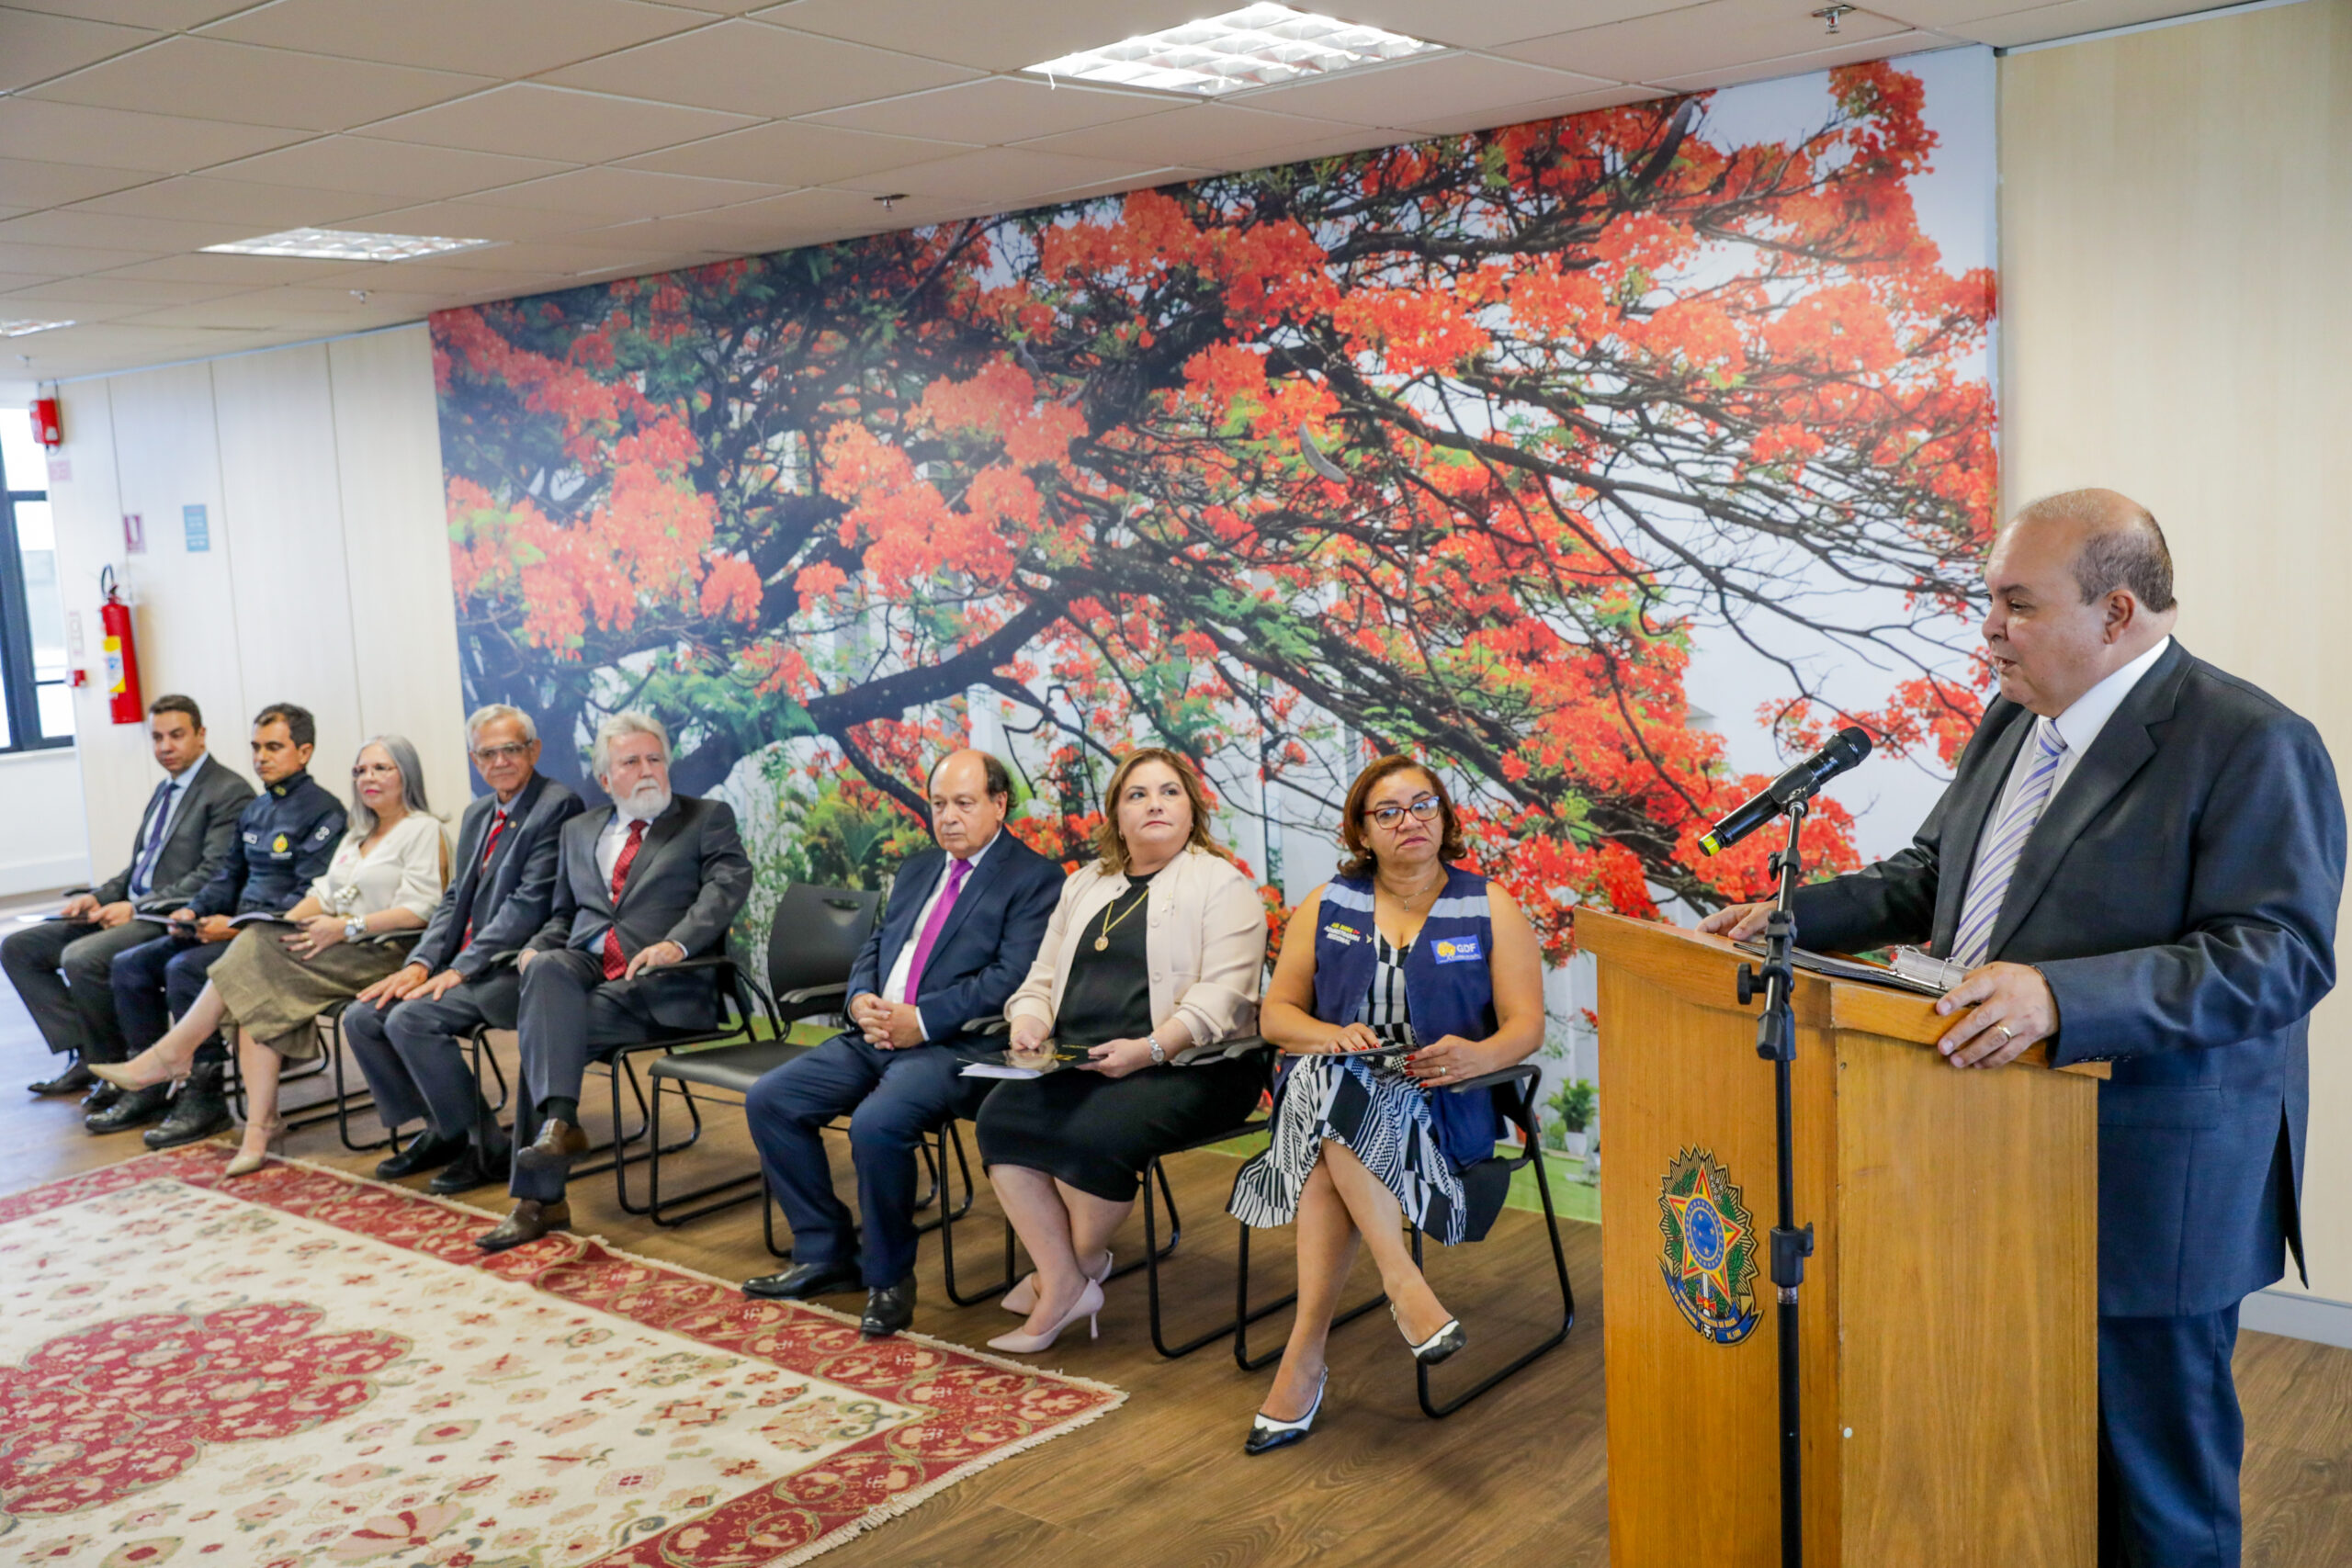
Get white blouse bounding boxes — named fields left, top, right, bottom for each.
left=310, top=813, right=447, bottom=926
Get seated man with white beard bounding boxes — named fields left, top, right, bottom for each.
left=474, top=711, right=752, bottom=1253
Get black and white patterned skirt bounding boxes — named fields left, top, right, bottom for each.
left=1227, top=1054, right=1471, bottom=1247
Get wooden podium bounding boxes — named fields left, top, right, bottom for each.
left=1577, top=910, right=2105, bottom=1568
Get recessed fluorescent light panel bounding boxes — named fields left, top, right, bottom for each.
left=0, top=319, right=74, bottom=338
left=202, top=228, right=494, bottom=263
left=1028, top=4, right=1442, bottom=96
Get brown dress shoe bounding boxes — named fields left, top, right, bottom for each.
left=475, top=1199, right=571, bottom=1254
left=512, top=1118, right=590, bottom=1187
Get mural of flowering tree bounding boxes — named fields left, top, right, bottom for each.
left=433, top=61, right=1996, bottom=961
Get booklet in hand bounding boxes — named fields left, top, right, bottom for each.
left=962, top=1042, right=1095, bottom=1080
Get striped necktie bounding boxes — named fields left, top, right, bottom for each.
left=1950, top=720, right=2069, bottom=968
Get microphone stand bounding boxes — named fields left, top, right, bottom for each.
left=1734, top=798, right=1816, bottom=1568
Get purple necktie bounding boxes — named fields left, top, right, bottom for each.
left=900, top=857, right=972, bottom=1001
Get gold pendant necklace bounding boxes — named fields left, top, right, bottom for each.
left=1093, top=882, right=1149, bottom=952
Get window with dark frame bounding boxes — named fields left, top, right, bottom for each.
left=0, top=419, right=73, bottom=753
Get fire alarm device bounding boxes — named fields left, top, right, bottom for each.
left=30, top=398, right=62, bottom=448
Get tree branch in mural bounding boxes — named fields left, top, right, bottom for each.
left=433, top=64, right=1995, bottom=953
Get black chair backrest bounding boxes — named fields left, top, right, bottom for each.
left=763, top=882, right=881, bottom=1009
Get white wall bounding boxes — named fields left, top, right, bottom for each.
left=0, top=750, right=90, bottom=894
left=40, top=325, right=468, bottom=874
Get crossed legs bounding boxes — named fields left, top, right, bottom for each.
left=989, top=1167, right=1129, bottom=1340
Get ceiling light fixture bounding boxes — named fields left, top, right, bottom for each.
left=0, top=319, right=74, bottom=338
left=202, top=227, right=495, bottom=263
left=873, top=193, right=909, bottom=209
left=1027, top=3, right=1442, bottom=96
left=1811, top=4, right=1856, bottom=33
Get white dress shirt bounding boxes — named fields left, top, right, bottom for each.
left=1976, top=636, right=2173, bottom=850
left=879, top=828, right=1001, bottom=1038
left=130, top=752, right=209, bottom=897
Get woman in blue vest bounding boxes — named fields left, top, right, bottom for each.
left=1227, top=755, right=1544, bottom=1453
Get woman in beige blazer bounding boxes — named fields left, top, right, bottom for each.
left=975, top=748, right=1269, bottom=1354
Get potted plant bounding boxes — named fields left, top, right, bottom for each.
left=1549, top=1078, right=1597, bottom=1159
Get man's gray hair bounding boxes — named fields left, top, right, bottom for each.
left=465, top=703, right=538, bottom=749
left=349, top=733, right=435, bottom=835
left=2016, top=488, right=2177, bottom=614
left=591, top=711, right=671, bottom=778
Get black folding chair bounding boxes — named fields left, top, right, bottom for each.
left=1229, top=1061, right=1576, bottom=1418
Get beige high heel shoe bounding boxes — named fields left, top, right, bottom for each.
left=88, top=1044, right=192, bottom=1093
left=1001, top=1249, right=1114, bottom=1315
left=986, top=1280, right=1102, bottom=1355
left=222, top=1116, right=286, bottom=1179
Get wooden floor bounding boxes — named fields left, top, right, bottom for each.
left=1, top=904, right=2346, bottom=1566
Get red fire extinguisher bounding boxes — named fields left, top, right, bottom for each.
left=98, top=566, right=142, bottom=726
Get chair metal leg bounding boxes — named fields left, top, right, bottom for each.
left=1143, top=1155, right=1292, bottom=1359
left=1230, top=1217, right=1387, bottom=1371
left=1106, top=1157, right=1181, bottom=1284
left=761, top=1173, right=794, bottom=1260
left=634, top=1072, right=766, bottom=1227
left=1413, top=1152, right=1576, bottom=1419
left=600, top=1055, right=706, bottom=1210
left=936, top=1122, right=1017, bottom=1307
left=910, top=1119, right=978, bottom=1237
left=327, top=1014, right=392, bottom=1154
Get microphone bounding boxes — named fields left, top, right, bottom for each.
left=1698, top=726, right=1872, bottom=856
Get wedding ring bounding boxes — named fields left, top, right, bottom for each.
left=1995, top=1024, right=2015, bottom=1044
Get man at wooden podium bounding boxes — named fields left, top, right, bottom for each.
left=1702, top=490, right=2343, bottom=1568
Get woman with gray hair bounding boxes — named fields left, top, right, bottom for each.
left=94, top=735, right=449, bottom=1176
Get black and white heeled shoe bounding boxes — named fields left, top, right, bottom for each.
left=1395, top=1304, right=1466, bottom=1366
left=1244, top=1370, right=1329, bottom=1456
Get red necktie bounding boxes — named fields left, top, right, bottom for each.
left=601, top=818, right=647, bottom=980
left=459, top=808, right=509, bottom=949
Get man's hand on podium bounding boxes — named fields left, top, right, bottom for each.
left=1697, top=901, right=1772, bottom=942
left=1932, top=962, right=2058, bottom=1069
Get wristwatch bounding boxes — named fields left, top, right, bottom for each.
left=1147, top=1037, right=1168, bottom=1066
left=344, top=916, right=368, bottom=942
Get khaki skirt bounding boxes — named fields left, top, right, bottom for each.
left=210, top=925, right=415, bottom=1060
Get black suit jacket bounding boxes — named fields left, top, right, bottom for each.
left=410, top=774, right=583, bottom=979
left=94, top=755, right=256, bottom=909
left=850, top=831, right=1065, bottom=1051
left=528, top=794, right=754, bottom=1028
left=1792, top=641, right=2344, bottom=1314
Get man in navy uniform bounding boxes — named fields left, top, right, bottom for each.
left=1704, top=491, right=2343, bottom=1567
left=6, top=694, right=251, bottom=1099
left=345, top=704, right=581, bottom=1193
left=103, top=703, right=346, bottom=1144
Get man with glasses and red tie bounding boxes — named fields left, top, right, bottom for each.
left=474, top=710, right=752, bottom=1254
left=344, top=705, right=582, bottom=1195
left=5, top=694, right=252, bottom=1100
left=741, top=749, right=1064, bottom=1337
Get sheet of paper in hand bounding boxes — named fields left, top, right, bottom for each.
left=962, top=1042, right=1095, bottom=1080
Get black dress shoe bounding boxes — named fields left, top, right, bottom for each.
left=86, top=1082, right=172, bottom=1134
left=82, top=1080, right=123, bottom=1114
left=861, top=1275, right=917, bottom=1337
left=143, top=1063, right=232, bottom=1149
left=29, top=1058, right=95, bottom=1095
left=475, top=1199, right=570, bottom=1254
left=742, top=1258, right=865, bottom=1301
left=427, top=1141, right=512, bottom=1195
left=375, top=1132, right=467, bottom=1180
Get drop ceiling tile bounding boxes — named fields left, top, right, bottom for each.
left=70, top=175, right=390, bottom=226
left=201, top=0, right=709, bottom=76
left=542, top=19, right=978, bottom=118
left=201, top=137, right=577, bottom=201
left=0, top=98, right=311, bottom=173
left=1336, top=0, right=1698, bottom=49
left=805, top=75, right=1181, bottom=143
left=340, top=197, right=605, bottom=243
left=0, top=7, right=157, bottom=93
left=0, top=240, right=155, bottom=274
left=0, top=271, right=64, bottom=291
left=751, top=0, right=1211, bottom=74
left=1207, top=123, right=1417, bottom=175
left=9, top=0, right=260, bottom=25
left=383, top=238, right=704, bottom=276
left=577, top=186, right=963, bottom=251
left=97, top=252, right=381, bottom=285
left=460, top=167, right=794, bottom=219
left=1504, top=0, right=1909, bottom=83
left=26, top=38, right=495, bottom=131
left=831, top=145, right=1169, bottom=205
left=1868, top=0, right=2056, bottom=22
left=1407, top=82, right=1670, bottom=138
left=1041, top=164, right=1219, bottom=204
left=0, top=208, right=251, bottom=251
left=1651, top=30, right=1948, bottom=89
left=354, top=84, right=759, bottom=164
left=1013, top=101, right=1380, bottom=164
left=620, top=120, right=968, bottom=185
left=1944, top=0, right=2214, bottom=47
left=118, top=298, right=359, bottom=328
left=0, top=157, right=158, bottom=209
left=1226, top=50, right=1623, bottom=128
left=0, top=274, right=254, bottom=306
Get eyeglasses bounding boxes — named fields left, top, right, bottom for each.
left=471, top=743, right=532, bottom=765
left=1364, top=795, right=1442, bottom=830
left=352, top=762, right=401, bottom=780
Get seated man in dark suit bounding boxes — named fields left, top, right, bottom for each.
left=1703, top=491, right=2344, bottom=1568
left=6, top=694, right=252, bottom=1100
left=742, top=749, right=1065, bottom=1337
left=474, top=710, right=752, bottom=1253
left=345, top=704, right=582, bottom=1194
left=102, top=702, right=345, bottom=1144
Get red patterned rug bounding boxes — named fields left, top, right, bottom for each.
left=0, top=1145, right=1123, bottom=1566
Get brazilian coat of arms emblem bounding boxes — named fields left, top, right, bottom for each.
left=1657, top=1146, right=1761, bottom=1345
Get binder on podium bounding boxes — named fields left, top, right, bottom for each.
left=1577, top=909, right=2106, bottom=1568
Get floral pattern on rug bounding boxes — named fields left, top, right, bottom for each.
left=0, top=1150, right=1122, bottom=1566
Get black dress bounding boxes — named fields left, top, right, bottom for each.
left=976, top=866, right=1267, bottom=1202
